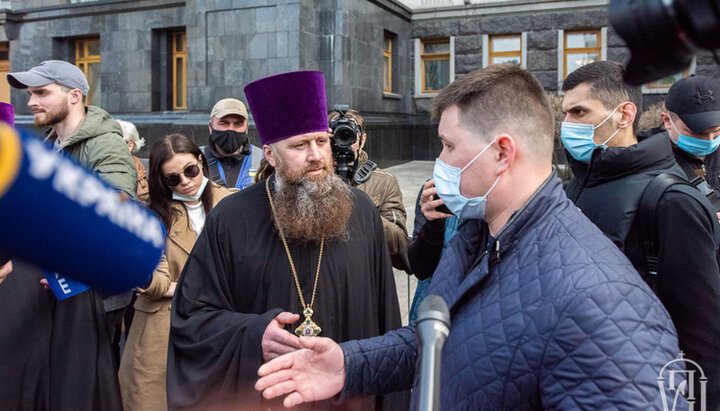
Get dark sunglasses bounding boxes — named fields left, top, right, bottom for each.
left=163, top=163, right=201, bottom=187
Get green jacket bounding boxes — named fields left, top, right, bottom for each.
left=51, top=105, right=137, bottom=199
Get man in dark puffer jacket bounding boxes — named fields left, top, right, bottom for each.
left=256, top=64, right=686, bottom=410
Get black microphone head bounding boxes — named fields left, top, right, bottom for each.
left=416, top=294, right=450, bottom=328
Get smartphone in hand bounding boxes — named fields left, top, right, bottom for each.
left=433, top=194, right=453, bottom=215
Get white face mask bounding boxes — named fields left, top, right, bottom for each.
left=432, top=138, right=500, bottom=220
left=172, top=176, right=209, bottom=202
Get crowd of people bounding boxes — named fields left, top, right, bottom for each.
left=0, top=56, right=719, bottom=411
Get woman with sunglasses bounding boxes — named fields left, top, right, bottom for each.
left=118, top=133, right=236, bottom=411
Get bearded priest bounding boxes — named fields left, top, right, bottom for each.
left=166, top=71, right=407, bottom=410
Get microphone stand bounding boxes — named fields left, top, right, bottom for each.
left=415, top=295, right=451, bottom=411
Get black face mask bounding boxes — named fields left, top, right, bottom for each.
left=210, top=128, right=249, bottom=155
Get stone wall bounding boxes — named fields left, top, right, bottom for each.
left=8, top=0, right=185, bottom=114
left=8, top=1, right=717, bottom=164
left=410, top=5, right=720, bottom=112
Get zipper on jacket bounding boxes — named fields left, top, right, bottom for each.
left=467, top=250, right=488, bottom=276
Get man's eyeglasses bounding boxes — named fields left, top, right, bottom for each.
left=163, top=163, right=201, bottom=187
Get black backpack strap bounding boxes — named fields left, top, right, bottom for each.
left=353, top=159, right=377, bottom=185
left=201, top=145, right=224, bottom=185
left=638, top=173, right=720, bottom=276
left=638, top=173, right=689, bottom=276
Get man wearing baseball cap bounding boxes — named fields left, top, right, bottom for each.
left=201, top=98, right=261, bottom=190
left=660, top=75, right=720, bottom=209
left=8, top=60, right=136, bottom=197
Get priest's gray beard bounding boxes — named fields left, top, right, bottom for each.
left=272, top=158, right=353, bottom=243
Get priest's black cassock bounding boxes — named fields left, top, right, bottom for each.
left=0, top=259, right=122, bottom=411
left=167, top=177, right=408, bottom=410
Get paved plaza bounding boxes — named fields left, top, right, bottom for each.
left=385, top=160, right=435, bottom=325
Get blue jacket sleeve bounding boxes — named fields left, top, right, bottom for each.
left=339, top=325, right=418, bottom=400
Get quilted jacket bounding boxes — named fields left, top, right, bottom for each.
left=340, top=174, right=686, bottom=410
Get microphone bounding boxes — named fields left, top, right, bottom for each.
left=415, top=294, right=451, bottom=411
left=0, top=124, right=165, bottom=294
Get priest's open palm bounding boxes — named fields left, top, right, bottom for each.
left=256, top=336, right=345, bottom=407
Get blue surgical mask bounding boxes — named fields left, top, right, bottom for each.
left=669, top=116, right=720, bottom=157
left=432, top=138, right=500, bottom=220
left=561, top=103, right=624, bottom=163
left=172, top=176, right=209, bottom=202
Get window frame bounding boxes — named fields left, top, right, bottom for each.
left=0, top=42, right=9, bottom=72
left=562, top=29, right=602, bottom=79
left=171, top=31, right=187, bottom=111
left=0, top=42, right=9, bottom=104
left=557, top=28, right=607, bottom=92
left=383, top=34, right=392, bottom=94
left=420, top=38, right=451, bottom=94
left=488, top=34, right=522, bottom=67
left=74, top=37, right=101, bottom=106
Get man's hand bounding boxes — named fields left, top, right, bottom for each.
left=256, top=336, right=345, bottom=407
left=420, top=179, right=453, bottom=221
left=0, top=260, right=12, bottom=286
left=39, top=278, right=50, bottom=290
left=262, top=312, right=302, bottom=362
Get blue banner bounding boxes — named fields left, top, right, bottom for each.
left=43, top=270, right=90, bottom=300
left=0, top=125, right=165, bottom=293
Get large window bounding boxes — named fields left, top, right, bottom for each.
left=489, top=34, right=522, bottom=66
left=563, top=30, right=601, bottom=79
left=75, top=37, right=100, bottom=106
left=0, top=42, right=9, bottom=103
left=421, top=38, right=450, bottom=93
left=172, top=31, right=187, bottom=111
left=383, top=33, right=393, bottom=94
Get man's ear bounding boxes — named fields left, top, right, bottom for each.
left=617, top=102, right=638, bottom=130
left=494, top=134, right=516, bottom=175
left=263, top=145, right=277, bottom=167
left=660, top=111, right=672, bottom=131
left=69, top=89, right=84, bottom=105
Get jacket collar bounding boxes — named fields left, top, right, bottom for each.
left=452, top=169, right=561, bottom=265
left=491, top=169, right=561, bottom=259
left=49, top=106, right=121, bottom=150
left=166, top=183, right=227, bottom=254
left=441, top=170, right=562, bottom=311
left=568, top=133, right=677, bottom=188
left=168, top=201, right=197, bottom=254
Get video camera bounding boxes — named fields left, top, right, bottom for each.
left=329, top=104, right=362, bottom=183
left=609, top=0, right=720, bottom=86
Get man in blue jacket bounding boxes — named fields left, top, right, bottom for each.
left=201, top=98, right=258, bottom=189
left=256, top=64, right=686, bottom=409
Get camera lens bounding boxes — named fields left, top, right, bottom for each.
left=333, top=125, right=357, bottom=147
left=609, top=0, right=720, bottom=85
